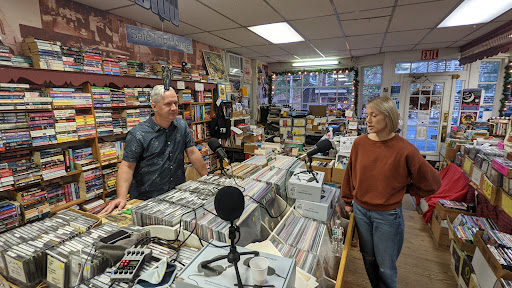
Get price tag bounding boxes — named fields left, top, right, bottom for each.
left=462, top=158, right=472, bottom=175
left=502, top=192, right=512, bottom=217
left=177, top=81, right=185, bottom=90
left=482, top=177, right=492, bottom=200
left=195, top=83, right=204, bottom=91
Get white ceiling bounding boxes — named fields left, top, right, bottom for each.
left=73, top=0, right=512, bottom=63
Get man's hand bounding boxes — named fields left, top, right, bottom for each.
left=99, top=198, right=127, bottom=215
left=344, top=204, right=353, bottom=215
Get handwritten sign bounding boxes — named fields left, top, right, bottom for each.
left=177, top=81, right=185, bottom=90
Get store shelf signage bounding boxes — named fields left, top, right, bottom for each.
left=125, top=25, right=193, bottom=54
left=421, top=49, right=439, bottom=60
left=135, top=0, right=179, bottom=27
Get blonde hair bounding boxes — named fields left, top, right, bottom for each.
left=367, top=96, right=399, bottom=134
left=151, top=85, right=176, bottom=103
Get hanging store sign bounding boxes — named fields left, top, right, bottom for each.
left=421, top=49, right=439, bottom=60
left=135, top=0, right=179, bottom=27
left=125, top=25, right=193, bottom=54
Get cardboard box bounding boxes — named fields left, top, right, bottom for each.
left=295, top=185, right=338, bottom=221
left=288, top=169, right=325, bottom=202
left=472, top=247, right=498, bottom=288
left=474, top=231, right=512, bottom=281
left=447, top=215, right=477, bottom=256
left=482, top=176, right=501, bottom=206
left=431, top=210, right=450, bottom=248
left=243, top=143, right=260, bottom=154
left=464, top=156, right=474, bottom=177
left=243, top=134, right=263, bottom=143
left=461, top=254, right=475, bottom=288
left=311, top=158, right=333, bottom=183
left=435, top=202, right=476, bottom=220
left=293, top=118, right=306, bottom=127
left=331, top=167, right=346, bottom=185
left=451, top=240, right=465, bottom=279
left=441, top=143, right=460, bottom=161
left=469, top=274, right=480, bottom=288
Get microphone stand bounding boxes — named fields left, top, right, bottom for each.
left=293, top=156, right=319, bottom=183
left=208, top=154, right=229, bottom=176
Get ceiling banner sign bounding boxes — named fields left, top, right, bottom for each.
left=135, top=0, right=179, bottom=27
left=125, top=24, right=193, bottom=54
left=421, top=49, right=439, bottom=60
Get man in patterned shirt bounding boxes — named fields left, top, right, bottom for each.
left=100, top=85, right=208, bottom=214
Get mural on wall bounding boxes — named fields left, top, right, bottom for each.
left=0, top=0, right=222, bottom=71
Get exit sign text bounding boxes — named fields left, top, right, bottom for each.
left=421, top=49, right=439, bottom=60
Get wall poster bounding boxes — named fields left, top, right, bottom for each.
left=203, top=50, right=228, bottom=83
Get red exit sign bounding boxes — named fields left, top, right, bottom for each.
left=421, top=49, right=439, bottom=60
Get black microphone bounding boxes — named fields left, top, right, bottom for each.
left=214, top=186, right=245, bottom=221
left=306, top=138, right=333, bottom=158
left=208, top=138, right=229, bottom=164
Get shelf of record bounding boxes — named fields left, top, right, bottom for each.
left=129, top=154, right=342, bottom=281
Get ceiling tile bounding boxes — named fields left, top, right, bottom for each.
left=185, top=32, right=240, bottom=49
left=322, top=51, right=352, bottom=58
left=72, top=0, right=134, bottom=11
left=266, top=0, right=334, bottom=20
left=462, top=22, right=509, bottom=41
left=351, top=48, right=381, bottom=56
left=383, top=29, right=430, bottom=46
left=110, top=5, right=171, bottom=30
left=421, top=25, right=484, bottom=43
left=341, top=16, right=390, bottom=36
left=256, top=56, right=276, bottom=63
left=449, top=40, right=470, bottom=48
left=163, top=21, right=203, bottom=36
left=225, top=47, right=263, bottom=58
left=414, top=42, right=453, bottom=50
left=494, top=8, right=512, bottom=22
left=388, top=0, right=459, bottom=32
left=333, top=0, right=395, bottom=14
left=211, top=28, right=271, bottom=46
left=290, top=16, right=343, bottom=40
left=381, top=45, right=415, bottom=52
left=277, top=42, right=321, bottom=57
left=340, top=7, right=393, bottom=21
left=178, top=0, right=240, bottom=31
left=346, top=34, right=384, bottom=49
left=271, top=54, right=300, bottom=61
left=249, top=45, right=289, bottom=56
left=197, top=0, right=282, bottom=26
left=310, top=38, right=348, bottom=52
left=397, top=0, right=444, bottom=5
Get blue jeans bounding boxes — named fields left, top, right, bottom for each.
left=353, top=201, right=404, bottom=288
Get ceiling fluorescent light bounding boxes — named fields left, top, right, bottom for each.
left=248, top=22, right=304, bottom=44
left=292, top=60, right=339, bottom=67
left=438, top=0, right=512, bottom=28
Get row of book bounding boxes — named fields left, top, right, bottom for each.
left=194, top=91, right=213, bottom=103
left=451, top=214, right=499, bottom=243
left=438, top=199, right=468, bottom=211
left=0, top=200, right=21, bottom=233
left=191, top=123, right=210, bottom=141
left=191, top=104, right=211, bottom=122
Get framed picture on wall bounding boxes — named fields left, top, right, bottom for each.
left=217, top=83, right=227, bottom=101
left=203, top=50, right=229, bottom=83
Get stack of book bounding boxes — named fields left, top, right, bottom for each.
left=111, top=110, right=126, bottom=135
left=137, top=88, right=151, bottom=105
left=10, top=55, right=32, bottom=68
left=16, top=186, right=50, bottom=223
left=144, top=63, right=156, bottom=78
left=150, top=60, right=169, bottom=78
left=178, top=89, right=192, bottom=103
left=102, top=166, right=118, bottom=193
left=54, top=109, right=78, bottom=143
left=204, top=91, right=213, bottom=103
left=124, top=91, right=139, bottom=106
left=171, top=64, right=182, bottom=80
left=81, top=198, right=106, bottom=215
left=0, top=89, right=25, bottom=110
left=24, top=91, right=52, bottom=109
left=192, top=123, right=207, bottom=141
left=192, top=105, right=205, bottom=122
left=139, top=108, right=152, bottom=122
left=438, top=199, right=467, bottom=211
left=45, top=180, right=67, bottom=208
left=95, top=109, right=114, bottom=136
left=0, top=200, right=21, bottom=233
left=73, top=147, right=94, bottom=167
left=0, top=45, right=13, bottom=66
left=2, top=150, right=42, bottom=188
left=102, top=57, right=121, bottom=75
left=91, top=86, right=111, bottom=107
left=0, top=112, right=31, bottom=150
left=75, top=113, right=96, bottom=139
left=178, top=106, right=191, bottom=122
left=127, top=59, right=141, bottom=76
left=21, top=38, right=64, bottom=70
left=82, top=47, right=103, bottom=74
left=110, top=90, right=126, bottom=107
left=452, top=214, right=498, bottom=243
left=61, top=46, right=84, bottom=72
left=114, top=140, right=124, bottom=160
left=122, top=109, right=140, bottom=131
left=33, top=148, right=66, bottom=181
left=98, top=142, right=117, bottom=165
left=79, top=168, right=103, bottom=200
left=48, top=88, right=92, bottom=108
left=191, top=70, right=201, bottom=82
left=115, top=55, right=129, bottom=75
left=0, top=163, right=14, bottom=191
left=28, top=112, right=57, bottom=146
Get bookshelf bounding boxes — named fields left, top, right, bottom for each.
left=176, top=84, right=215, bottom=144
left=0, top=74, right=217, bottom=224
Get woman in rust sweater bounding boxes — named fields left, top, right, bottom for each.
left=342, top=96, right=441, bottom=288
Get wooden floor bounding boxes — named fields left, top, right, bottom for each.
left=341, top=195, right=457, bottom=288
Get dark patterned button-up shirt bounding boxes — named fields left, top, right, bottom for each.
left=123, top=116, right=195, bottom=200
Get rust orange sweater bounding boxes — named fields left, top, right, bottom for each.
left=341, top=134, right=441, bottom=211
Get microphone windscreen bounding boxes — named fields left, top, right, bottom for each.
left=316, top=139, right=333, bottom=152
left=214, top=186, right=245, bottom=221
left=208, top=138, right=221, bottom=152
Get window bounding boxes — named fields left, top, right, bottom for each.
left=477, top=61, right=500, bottom=121
left=451, top=80, right=464, bottom=126
left=362, top=66, right=382, bottom=115
left=395, top=59, right=463, bottom=74
left=271, top=70, right=356, bottom=113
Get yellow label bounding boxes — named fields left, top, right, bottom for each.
left=59, top=264, right=63, bottom=269
left=85, top=266, right=89, bottom=271
left=483, top=177, right=492, bottom=199
left=502, top=193, right=512, bottom=217
left=17, top=261, right=21, bottom=265
left=463, top=157, right=472, bottom=174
